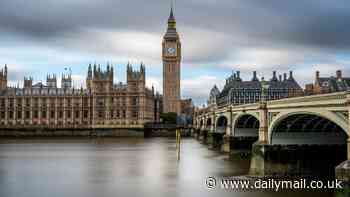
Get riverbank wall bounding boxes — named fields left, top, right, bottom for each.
left=0, top=128, right=144, bottom=137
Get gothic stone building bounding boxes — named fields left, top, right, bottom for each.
left=215, top=70, right=304, bottom=107
left=0, top=64, right=159, bottom=129
left=305, top=70, right=350, bottom=95
left=162, top=7, right=182, bottom=115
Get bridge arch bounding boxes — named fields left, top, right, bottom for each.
left=199, top=119, right=204, bottom=128
left=206, top=118, right=212, bottom=127
left=269, top=110, right=348, bottom=145
left=216, top=116, right=228, bottom=127
left=216, top=115, right=228, bottom=133
left=232, top=112, right=260, bottom=137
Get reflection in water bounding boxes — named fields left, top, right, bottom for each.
left=0, top=138, right=335, bottom=197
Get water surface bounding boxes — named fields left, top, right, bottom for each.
left=0, top=138, right=335, bottom=197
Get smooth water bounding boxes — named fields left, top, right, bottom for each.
left=0, top=138, right=336, bottom=197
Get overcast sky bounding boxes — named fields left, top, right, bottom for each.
left=0, top=0, right=349, bottom=105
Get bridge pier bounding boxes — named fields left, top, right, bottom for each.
left=250, top=142, right=347, bottom=177
left=335, top=139, right=350, bottom=182
left=221, top=125, right=233, bottom=152
left=258, top=102, right=269, bottom=143
left=192, top=128, right=199, bottom=139
left=221, top=135, right=258, bottom=154
left=199, top=129, right=208, bottom=143
left=206, top=131, right=213, bottom=145
left=207, top=132, right=224, bottom=149
left=221, top=135, right=232, bottom=152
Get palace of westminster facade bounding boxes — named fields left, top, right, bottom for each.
left=0, top=8, right=191, bottom=130
left=0, top=63, right=161, bottom=129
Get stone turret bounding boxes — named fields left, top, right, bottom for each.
left=89, top=63, right=114, bottom=93
left=4, top=64, right=7, bottom=78
left=47, top=74, right=57, bottom=88
left=86, top=64, right=93, bottom=89
left=61, top=73, right=72, bottom=89
left=24, top=76, right=33, bottom=89
left=127, top=63, right=145, bottom=82
left=127, top=62, right=146, bottom=92
left=87, top=64, right=92, bottom=80
left=0, top=64, right=8, bottom=90
left=92, top=64, right=113, bottom=81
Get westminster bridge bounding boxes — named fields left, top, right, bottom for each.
left=193, top=91, right=350, bottom=181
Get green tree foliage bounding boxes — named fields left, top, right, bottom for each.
left=160, top=112, right=177, bottom=124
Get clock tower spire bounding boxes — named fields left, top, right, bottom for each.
left=162, top=5, right=181, bottom=115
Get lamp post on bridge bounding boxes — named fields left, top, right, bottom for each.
left=222, top=105, right=233, bottom=153
left=261, top=78, right=270, bottom=102
left=258, top=79, right=269, bottom=143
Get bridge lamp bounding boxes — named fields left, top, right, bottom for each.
left=261, top=79, right=270, bottom=102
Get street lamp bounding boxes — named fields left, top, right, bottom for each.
left=261, top=78, right=270, bottom=102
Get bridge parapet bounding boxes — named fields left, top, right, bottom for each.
left=203, top=126, right=211, bottom=131
left=267, top=91, right=348, bottom=108
left=230, top=103, right=259, bottom=112
left=215, top=126, right=227, bottom=134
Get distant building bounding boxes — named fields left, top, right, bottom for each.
left=216, top=70, right=303, bottom=107
left=178, top=98, right=193, bottom=125
left=207, top=85, right=220, bottom=107
left=180, top=98, right=194, bottom=116
left=154, top=92, right=163, bottom=123
left=0, top=63, right=161, bottom=129
left=305, top=70, right=350, bottom=95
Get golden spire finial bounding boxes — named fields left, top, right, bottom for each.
left=168, top=0, right=176, bottom=29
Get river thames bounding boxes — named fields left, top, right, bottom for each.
left=0, top=138, right=340, bottom=197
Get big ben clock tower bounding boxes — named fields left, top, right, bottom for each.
left=162, top=6, right=181, bottom=114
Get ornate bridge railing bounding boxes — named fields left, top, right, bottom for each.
left=216, top=126, right=227, bottom=134
left=203, top=126, right=211, bottom=131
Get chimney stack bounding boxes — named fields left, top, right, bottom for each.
left=289, top=71, right=293, bottom=80
left=336, top=70, right=342, bottom=79
left=283, top=73, right=287, bottom=81
left=252, top=71, right=258, bottom=81
left=279, top=75, right=282, bottom=82
left=236, top=71, right=240, bottom=80
left=272, top=71, right=277, bottom=81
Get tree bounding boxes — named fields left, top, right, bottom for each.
left=160, top=112, right=177, bottom=124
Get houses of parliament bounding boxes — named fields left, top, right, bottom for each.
left=0, top=63, right=161, bottom=129
left=0, top=8, right=190, bottom=130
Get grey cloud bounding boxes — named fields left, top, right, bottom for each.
left=1, top=0, right=350, bottom=52
left=1, top=0, right=350, bottom=105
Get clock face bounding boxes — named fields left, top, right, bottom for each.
left=167, top=47, right=176, bottom=55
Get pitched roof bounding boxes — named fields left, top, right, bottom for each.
left=317, top=77, right=350, bottom=91
left=219, top=77, right=302, bottom=98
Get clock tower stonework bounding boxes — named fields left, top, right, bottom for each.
left=162, top=7, right=181, bottom=114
